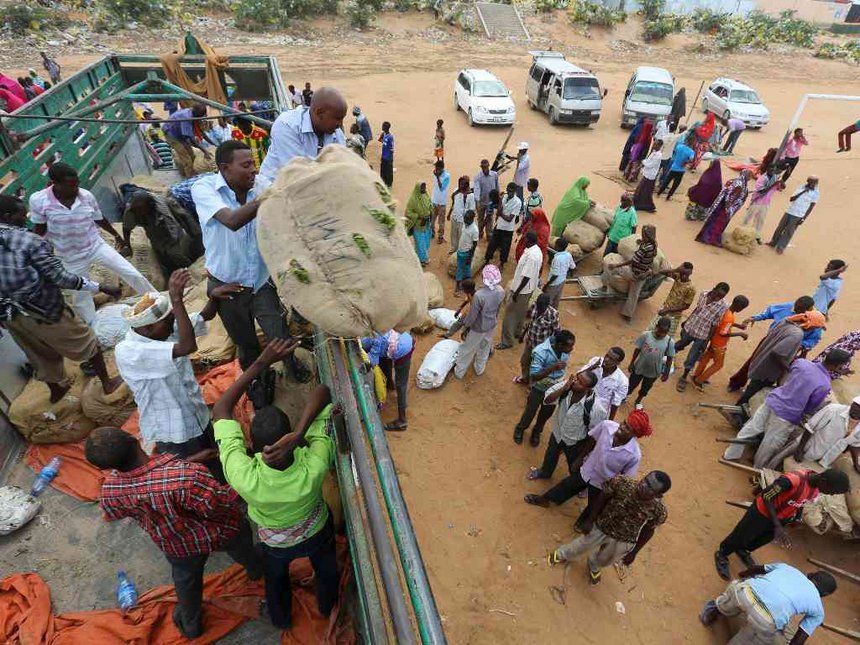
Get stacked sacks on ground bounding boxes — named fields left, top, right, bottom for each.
left=9, top=373, right=94, bottom=444
left=257, top=145, right=427, bottom=337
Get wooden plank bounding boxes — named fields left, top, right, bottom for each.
left=725, top=500, right=752, bottom=510
left=718, top=458, right=762, bottom=475
left=807, top=558, right=860, bottom=585
left=822, top=623, right=860, bottom=641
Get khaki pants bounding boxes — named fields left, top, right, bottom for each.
left=557, top=528, right=635, bottom=573
left=166, top=135, right=196, bottom=178
left=454, top=328, right=494, bottom=378
left=601, top=265, right=645, bottom=319
left=723, top=403, right=797, bottom=468
left=501, top=291, right=531, bottom=347
left=449, top=219, right=463, bottom=254
left=543, top=283, right=563, bottom=309
left=715, top=581, right=778, bottom=645
left=5, top=308, right=99, bottom=384
left=519, top=340, right=534, bottom=381
left=431, top=204, right=446, bottom=240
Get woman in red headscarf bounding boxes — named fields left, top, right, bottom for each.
left=689, top=112, right=716, bottom=170
left=624, top=119, right=655, bottom=183
left=515, top=207, right=550, bottom=263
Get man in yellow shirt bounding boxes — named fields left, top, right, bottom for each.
left=212, top=339, right=337, bottom=630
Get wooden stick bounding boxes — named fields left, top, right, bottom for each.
left=698, top=402, right=744, bottom=414
left=719, top=458, right=763, bottom=475
left=726, top=500, right=752, bottom=510
left=808, top=558, right=860, bottom=585
left=715, top=437, right=759, bottom=445
left=822, top=623, right=860, bottom=641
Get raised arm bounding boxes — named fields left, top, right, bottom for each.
left=262, top=384, right=333, bottom=468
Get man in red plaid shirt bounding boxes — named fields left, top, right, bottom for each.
left=86, top=426, right=263, bottom=639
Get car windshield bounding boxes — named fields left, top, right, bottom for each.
left=730, top=89, right=761, bottom=104
left=563, top=77, right=600, bottom=100
left=472, top=80, right=509, bottom=98
left=630, top=81, right=673, bottom=106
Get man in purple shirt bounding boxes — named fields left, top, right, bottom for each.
left=164, top=104, right=216, bottom=178
left=524, top=410, right=652, bottom=532
left=724, top=349, right=850, bottom=469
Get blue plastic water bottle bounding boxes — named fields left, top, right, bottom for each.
left=30, top=457, right=61, bottom=496
left=116, top=571, right=138, bottom=611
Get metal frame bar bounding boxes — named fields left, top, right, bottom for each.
left=777, top=93, right=860, bottom=159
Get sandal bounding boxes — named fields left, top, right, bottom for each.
left=526, top=467, right=546, bottom=481
left=524, top=494, right=550, bottom=508
left=676, top=378, right=688, bottom=393
left=512, top=376, right=526, bottom=384
left=547, top=550, right=563, bottom=567
left=588, top=568, right=602, bottom=586
left=385, top=421, right=408, bottom=431
left=495, top=343, right=513, bottom=351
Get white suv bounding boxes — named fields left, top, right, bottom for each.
left=454, top=69, right=516, bottom=126
left=702, top=78, right=770, bottom=128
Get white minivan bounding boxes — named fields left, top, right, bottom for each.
left=621, top=66, right=674, bottom=127
left=525, top=51, right=604, bottom=126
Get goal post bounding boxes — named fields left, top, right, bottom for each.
left=776, top=93, right=860, bottom=158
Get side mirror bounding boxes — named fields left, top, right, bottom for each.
left=624, top=89, right=630, bottom=98
left=603, top=88, right=609, bottom=97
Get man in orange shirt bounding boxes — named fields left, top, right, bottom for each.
left=692, top=295, right=749, bottom=391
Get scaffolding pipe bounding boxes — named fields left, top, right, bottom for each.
left=344, top=342, right=447, bottom=645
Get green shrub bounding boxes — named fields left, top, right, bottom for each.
left=815, top=41, right=860, bottom=63
left=92, top=0, right=176, bottom=31
left=233, top=0, right=338, bottom=29
left=642, top=13, right=686, bottom=41
left=0, top=4, right=69, bottom=34
left=533, top=0, right=562, bottom=13
left=639, top=0, right=665, bottom=21
left=344, top=0, right=376, bottom=28
left=689, top=8, right=728, bottom=34
left=715, top=10, right=818, bottom=50
left=567, top=0, right=625, bottom=28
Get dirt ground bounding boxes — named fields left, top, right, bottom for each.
left=3, top=9, right=860, bottom=644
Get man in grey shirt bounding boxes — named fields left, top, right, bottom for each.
left=444, top=264, right=505, bottom=378
left=737, top=319, right=804, bottom=406
left=473, top=159, right=499, bottom=239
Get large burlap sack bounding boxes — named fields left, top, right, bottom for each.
left=9, top=378, right=95, bottom=444
left=257, top=145, right=427, bottom=337
left=424, top=272, right=444, bottom=308
left=617, top=234, right=667, bottom=273
left=189, top=316, right=236, bottom=371
left=562, top=220, right=604, bottom=254
left=602, top=253, right=632, bottom=294
left=411, top=315, right=435, bottom=335
left=93, top=304, right=131, bottom=349
left=0, top=486, right=40, bottom=535
left=723, top=226, right=758, bottom=256
left=583, top=204, right=612, bottom=234
left=81, top=378, right=137, bottom=427
left=549, top=237, right=583, bottom=261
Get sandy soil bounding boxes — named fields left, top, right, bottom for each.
left=3, top=10, right=860, bottom=644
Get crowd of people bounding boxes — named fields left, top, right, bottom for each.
left=0, top=62, right=857, bottom=642
left=0, top=54, right=61, bottom=113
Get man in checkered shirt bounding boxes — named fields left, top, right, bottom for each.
left=86, top=426, right=262, bottom=640
left=0, top=195, right=123, bottom=402
left=675, top=282, right=730, bottom=392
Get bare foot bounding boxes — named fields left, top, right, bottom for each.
left=48, top=382, right=71, bottom=404
left=101, top=376, right=124, bottom=395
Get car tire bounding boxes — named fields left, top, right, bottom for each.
left=702, top=98, right=709, bottom=113
left=548, top=107, right=558, bottom=125
left=453, top=93, right=460, bottom=111
left=723, top=110, right=731, bottom=122
left=467, top=109, right=475, bottom=127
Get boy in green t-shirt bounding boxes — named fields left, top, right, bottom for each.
left=604, top=193, right=638, bottom=256
left=212, top=338, right=338, bottom=630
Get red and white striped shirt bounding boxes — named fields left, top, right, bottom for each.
left=28, top=186, right=104, bottom=262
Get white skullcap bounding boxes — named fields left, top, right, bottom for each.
left=123, top=292, right=172, bottom=328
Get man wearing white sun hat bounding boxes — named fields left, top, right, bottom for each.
left=115, top=268, right=241, bottom=467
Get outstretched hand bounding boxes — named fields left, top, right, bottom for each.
left=258, top=338, right=299, bottom=367
left=168, top=269, right=192, bottom=301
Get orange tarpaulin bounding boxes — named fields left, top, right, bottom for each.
left=24, top=360, right=252, bottom=501
left=0, top=541, right=356, bottom=644
left=159, top=35, right=229, bottom=107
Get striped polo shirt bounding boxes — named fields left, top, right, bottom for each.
left=28, top=186, right=104, bottom=262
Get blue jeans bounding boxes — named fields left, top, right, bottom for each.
left=675, top=330, right=709, bottom=373
left=261, top=512, right=338, bottom=628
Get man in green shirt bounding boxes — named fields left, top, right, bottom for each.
left=604, top=193, right=638, bottom=256
left=212, top=338, right=338, bottom=630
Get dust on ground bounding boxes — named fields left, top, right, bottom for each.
left=2, top=9, right=860, bottom=644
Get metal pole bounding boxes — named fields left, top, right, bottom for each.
left=331, top=341, right=417, bottom=644
left=344, top=342, right=448, bottom=645
left=686, top=80, right=706, bottom=125
left=154, top=78, right=273, bottom=128
left=777, top=93, right=860, bottom=160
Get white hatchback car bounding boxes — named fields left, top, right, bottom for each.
left=702, top=77, right=770, bottom=128
left=453, top=69, right=516, bottom=126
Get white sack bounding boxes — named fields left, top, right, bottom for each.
left=428, top=308, right=458, bottom=331
left=416, top=339, right=460, bottom=389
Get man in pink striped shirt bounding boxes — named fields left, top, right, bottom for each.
left=29, top=163, right=154, bottom=325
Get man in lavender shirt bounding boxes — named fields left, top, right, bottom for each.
left=725, top=349, right=850, bottom=469
left=524, top=410, right=653, bottom=532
